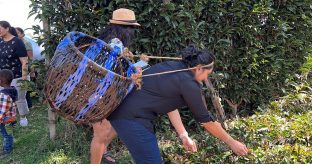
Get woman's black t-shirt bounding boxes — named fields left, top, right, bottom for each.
left=0, top=37, right=27, bottom=78
left=108, top=61, right=215, bottom=132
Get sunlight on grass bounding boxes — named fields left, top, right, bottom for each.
left=43, top=150, right=79, bottom=164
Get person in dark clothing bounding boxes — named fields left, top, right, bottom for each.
left=0, top=21, right=29, bottom=127
left=108, top=45, right=249, bottom=163
left=90, top=9, right=196, bottom=164
left=0, top=69, right=18, bottom=159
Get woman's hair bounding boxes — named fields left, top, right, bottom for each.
left=10, top=27, right=18, bottom=37
left=0, top=21, right=18, bottom=37
left=98, top=24, right=136, bottom=47
left=181, top=44, right=215, bottom=68
left=15, top=27, right=24, bottom=34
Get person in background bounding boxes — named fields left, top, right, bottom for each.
left=0, top=21, right=29, bottom=127
left=16, top=27, right=33, bottom=109
left=24, top=37, right=44, bottom=61
left=15, top=27, right=33, bottom=59
left=0, top=69, right=18, bottom=158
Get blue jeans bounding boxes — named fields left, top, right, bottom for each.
left=110, top=119, right=162, bottom=164
left=0, top=123, right=13, bottom=153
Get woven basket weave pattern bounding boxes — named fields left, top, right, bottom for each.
left=45, top=32, right=135, bottom=124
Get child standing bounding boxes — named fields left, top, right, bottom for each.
left=0, top=69, right=17, bottom=158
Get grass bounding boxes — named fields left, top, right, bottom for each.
left=0, top=101, right=89, bottom=164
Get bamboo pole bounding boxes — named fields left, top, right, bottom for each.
left=133, top=54, right=182, bottom=60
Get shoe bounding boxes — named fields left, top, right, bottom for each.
left=10, top=121, right=17, bottom=128
left=101, top=153, right=116, bottom=164
left=20, top=117, right=28, bottom=127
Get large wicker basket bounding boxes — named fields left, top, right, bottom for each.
left=44, top=32, right=136, bottom=124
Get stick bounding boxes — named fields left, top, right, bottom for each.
left=204, top=79, right=227, bottom=130
left=133, top=54, right=182, bottom=60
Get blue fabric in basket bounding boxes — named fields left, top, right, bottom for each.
left=53, top=32, right=136, bottom=121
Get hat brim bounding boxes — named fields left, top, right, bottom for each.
left=109, top=20, right=141, bottom=26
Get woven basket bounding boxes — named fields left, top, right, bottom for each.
left=44, top=32, right=136, bottom=124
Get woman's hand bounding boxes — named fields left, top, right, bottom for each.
left=227, top=139, right=248, bottom=156
left=180, top=135, right=197, bottom=153
left=202, top=121, right=249, bottom=156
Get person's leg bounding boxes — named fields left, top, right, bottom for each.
left=110, top=119, right=162, bottom=164
left=0, top=124, right=13, bottom=154
left=91, top=119, right=117, bottom=164
left=26, top=91, right=33, bottom=109
left=0, top=124, right=6, bottom=152
left=11, top=78, right=29, bottom=126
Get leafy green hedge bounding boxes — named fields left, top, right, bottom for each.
left=29, top=0, right=312, bottom=113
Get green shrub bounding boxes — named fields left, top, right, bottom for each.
left=30, top=0, right=311, bottom=114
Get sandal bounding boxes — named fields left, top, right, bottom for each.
left=101, top=152, right=116, bottom=164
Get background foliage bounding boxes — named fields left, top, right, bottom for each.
left=29, top=0, right=312, bottom=115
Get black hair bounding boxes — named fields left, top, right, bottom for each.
left=181, top=44, right=215, bottom=68
left=0, top=21, right=18, bottom=37
left=10, top=27, right=18, bottom=37
left=15, top=27, right=24, bottom=34
left=0, top=69, right=14, bottom=85
left=98, top=24, right=136, bottom=47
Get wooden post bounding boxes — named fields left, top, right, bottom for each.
left=41, top=0, right=56, bottom=140
left=47, top=108, right=56, bottom=140
left=204, top=79, right=227, bottom=130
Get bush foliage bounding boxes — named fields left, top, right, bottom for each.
left=30, top=0, right=312, bottom=113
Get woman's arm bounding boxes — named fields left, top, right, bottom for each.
left=167, top=109, right=197, bottom=152
left=27, top=50, right=33, bottom=59
left=179, top=80, right=248, bottom=156
left=202, top=121, right=248, bottom=156
left=167, top=110, right=186, bottom=135
left=19, top=57, right=28, bottom=80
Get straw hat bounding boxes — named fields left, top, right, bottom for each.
left=109, top=8, right=140, bottom=26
